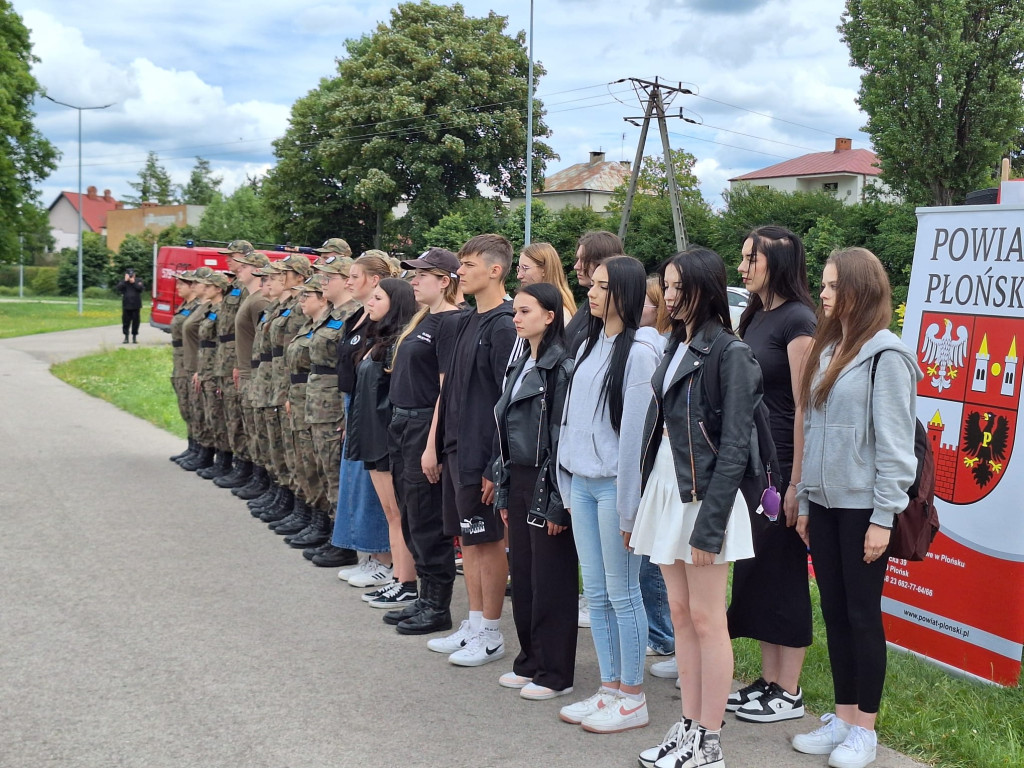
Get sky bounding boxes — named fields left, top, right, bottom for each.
left=18, top=0, right=870, bottom=216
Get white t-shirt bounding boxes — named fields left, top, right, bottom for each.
left=662, top=342, right=689, bottom=395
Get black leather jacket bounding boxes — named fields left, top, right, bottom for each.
left=345, top=353, right=391, bottom=464
left=493, top=344, right=573, bottom=526
left=639, top=322, right=764, bottom=553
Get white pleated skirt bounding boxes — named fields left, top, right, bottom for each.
left=631, top=442, right=754, bottom=565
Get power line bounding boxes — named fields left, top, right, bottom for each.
left=668, top=131, right=792, bottom=160
left=688, top=92, right=849, bottom=138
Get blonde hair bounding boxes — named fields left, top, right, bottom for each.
left=645, top=275, right=670, bottom=334
left=800, top=247, right=892, bottom=410
left=355, top=251, right=401, bottom=281
left=391, top=267, right=462, bottom=365
left=521, top=242, right=576, bottom=318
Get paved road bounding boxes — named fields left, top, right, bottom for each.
left=0, top=325, right=926, bottom=768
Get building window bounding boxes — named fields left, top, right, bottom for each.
left=823, top=182, right=839, bottom=193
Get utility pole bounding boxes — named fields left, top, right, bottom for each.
left=524, top=0, right=535, bottom=245
left=615, top=77, right=693, bottom=253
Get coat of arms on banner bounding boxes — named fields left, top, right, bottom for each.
left=917, top=312, right=1024, bottom=504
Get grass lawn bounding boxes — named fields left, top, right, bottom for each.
left=50, top=343, right=1023, bottom=767
left=0, top=297, right=151, bottom=339
left=51, top=345, right=186, bottom=439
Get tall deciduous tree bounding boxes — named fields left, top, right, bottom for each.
left=0, top=1, right=59, bottom=264
left=179, top=157, right=222, bottom=205
left=56, top=231, right=111, bottom=294
left=124, top=151, right=176, bottom=206
left=318, top=1, right=555, bottom=239
left=841, top=1, right=1024, bottom=206
left=196, top=181, right=278, bottom=244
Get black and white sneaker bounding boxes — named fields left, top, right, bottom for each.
left=725, top=676, right=769, bottom=712
left=735, top=682, right=804, bottom=723
left=367, top=582, right=418, bottom=609
left=361, top=580, right=399, bottom=603
left=639, top=718, right=693, bottom=768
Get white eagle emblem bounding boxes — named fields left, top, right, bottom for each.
left=920, top=318, right=969, bottom=393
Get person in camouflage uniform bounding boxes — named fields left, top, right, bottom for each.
left=168, top=271, right=200, bottom=463
left=179, top=267, right=215, bottom=471
left=194, top=272, right=231, bottom=479
left=299, top=252, right=362, bottom=563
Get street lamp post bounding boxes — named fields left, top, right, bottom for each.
left=524, top=0, right=535, bottom=245
left=42, top=94, right=114, bottom=315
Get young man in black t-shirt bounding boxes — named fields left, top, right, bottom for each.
left=428, top=234, right=517, bottom=666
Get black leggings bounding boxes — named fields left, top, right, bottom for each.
left=122, top=308, right=141, bottom=337
left=809, top=503, right=889, bottom=714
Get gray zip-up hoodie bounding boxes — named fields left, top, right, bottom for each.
left=557, top=326, right=664, bottom=532
left=798, top=329, right=923, bottom=528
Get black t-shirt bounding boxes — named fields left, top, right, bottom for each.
left=741, top=301, right=816, bottom=469
left=336, top=307, right=368, bottom=394
left=388, top=310, right=460, bottom=409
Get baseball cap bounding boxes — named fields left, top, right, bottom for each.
left=314, top=254, right=353, bottom=276
left=297, top=274, right=326, bottom=294
left=313, top=238, right=352, bottom=256
left=176, top=270, right=194, bottom=282
left=267, top=254, right=313, bottom=278
left=200, top=272, right=230, bottom=291
left=191, top=266, right=215, bottom=281
left=217, top=239, right=255, bottom=256
left=230, top=250, right=270, bottom=267
left=400, top=247, right=460, bottom=278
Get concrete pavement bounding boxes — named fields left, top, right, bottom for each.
left=0, top=325, right=926, bottom=768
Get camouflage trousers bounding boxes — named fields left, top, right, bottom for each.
left=278, top=408, right=299, bottom=494
left=310, top=421, right=343, bottom=514
left=188, top=376, right=213, bottom=447
left=292, top=425, right=325, bottom=509
left=239, top=378, right=260, bottom=466
left=222, top=376, right=247, bottom=460
left=171, top=376, right=191, bottom=434
left=264, top=406, right=290, bottom=490
left=202, top=378, right=228, bottom=452
left=253, top=407, right=274, bottom=480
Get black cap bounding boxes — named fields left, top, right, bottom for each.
left=400, top=247, right=460, bottom=278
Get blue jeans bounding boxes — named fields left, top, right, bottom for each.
left=640, top=556, right=675, bottom=655
left=571, top=475, right=647, bottom=687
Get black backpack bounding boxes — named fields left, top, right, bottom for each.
left=701, top=332, right=780, bottom=516
left=871, top=353, right=940, bottom=561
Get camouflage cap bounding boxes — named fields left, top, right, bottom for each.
left=297, top=274, right=326, bottom=294
left=230, top=249, right=270, bottom=267
left=217, top=239, right=255, bottom=256
left=313, top=254, right=353, bottom=276
left=176, top=270, right=194, bottom=282
left=200, top=271, right=231, bottom=291
left=314, top=238, right=352, bottom=256
left=267, top=253, right=313, bottom=278
left=192, top=266, right=215, bottom=281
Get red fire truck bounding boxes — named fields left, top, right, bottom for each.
left=149, top=244, right=290, bottom=331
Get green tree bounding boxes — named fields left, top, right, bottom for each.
left=0, top=2, right=59, bottom=265
left=196, top=182, right=277, bottom=244
left=840, top=1, right=1024, bottom=205
left=56, top=232, right=112, bottom=294
left=109, top=233, right=152, bottom=287
left=317, top=1, right=555, bottom=240
left=179, top=157, right=222, bottom=205
left=263, top=79, right=378, bottom=253
left=123, top=151, right=176, bottom=206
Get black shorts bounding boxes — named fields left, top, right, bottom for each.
left=441, top=452, right=504, bottom=545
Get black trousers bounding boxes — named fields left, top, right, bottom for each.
left=809, top=502, right=889, bottom=713
left=506, top=464, right=579, bottom=691
left=388, top=409, right=455, bottom=586
left=122, top=308, right=141, bottom=337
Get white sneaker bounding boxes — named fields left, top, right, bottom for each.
left=581, top=693, right=649, bottom=733
left=659, top=727, right=723, bottom=768
left=578, top=595, right=591, bottom=628
left=792, top=712, right=853, bottom=755
left=498, top=671, right=532, bottom=689
left=640, top=718, right=692, bottom=768
left=559, top=689, right=620, bottom=725
left=427, top=620, right=474, bottom=654
left=449, top=630, right=505, bottom=667
left=646, top=645, right=671, bottom=657
left=346, top=556, right=394, bottom=588
left=650, top=656, right=678, bottom=678
left=520, top=682, right=573, bottom=700
left=337, top=556, right=367, bottom=581
left=828, top=726, right=877, bottom=768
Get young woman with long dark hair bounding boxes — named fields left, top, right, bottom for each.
left=632, top=247, right=761, bottom=768
left=494, top=283, right=577, bottom=700
left=792, top=248, right=920, bottom=768
left=556, top=255, right=663, bottom=733
left=726, top=226, right=817, bottom=724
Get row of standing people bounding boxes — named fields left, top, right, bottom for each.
left=166, top=229, right=919, bottom=768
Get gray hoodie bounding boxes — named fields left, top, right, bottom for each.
left=798, top=329, right=923, bottom=527
left=558, top=326, right=665, bottom=532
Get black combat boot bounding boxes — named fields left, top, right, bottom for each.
left=384, top=578, right=426, bottom=626
left=132, top=334, right=138, bottom=344
left=197, top=451, right=228, bottom=479
left=272, top=496, right=310, bottom=535
left=234, top=465, right=268, bottom=498
left=287, top=506, right=332, bottom=548
left=396, top=580, right=453, bottom=635
left=169, top=438, right=193, bottom=462
left=261, top=489, right=299, bottom=523
left=248, top=482, right=280, bottom=510
left=123, top=334, right=129, bottom=344
left=174, top=440, right=200, bottom=466
left=215, top=458, right=251, bottom=488
left=181, top=445, right=214, bottom=472
left=310, top=545, right=359, bottom=568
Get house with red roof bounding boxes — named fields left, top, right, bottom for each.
left=511, top=151, right=632, bottom=213
left=729, top=138, right=891, bottom=204
left=48, top=186, right=123, bottom=252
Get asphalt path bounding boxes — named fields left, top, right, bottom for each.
left=0, top=325, right=926, bottom=768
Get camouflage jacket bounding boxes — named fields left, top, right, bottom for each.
left=170, top=298, right=199, bottom=378
left=215, top=280, right=247, bottom=377
left=305, top=300, right=359, bottom=424
left=268, top=295, right=305, bottom=407
left=197, top=301, right=223, bottom=381
left=182, top=299, right=210, bottom=375
left=251, top=299, right=281, bottom=408
left=285, top=318, right=315, bottom=420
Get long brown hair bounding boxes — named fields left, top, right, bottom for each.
left=800, top=247, right=892, bottom=410
left=521, top=242, right=576, bottom=317
left=645, top=275, right=670, bottom=334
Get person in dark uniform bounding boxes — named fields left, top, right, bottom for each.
left=116, top=269, right=147, bottom=344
